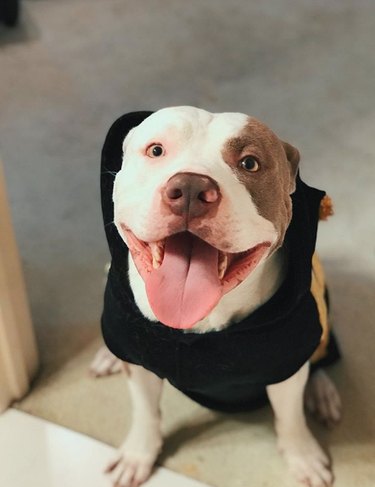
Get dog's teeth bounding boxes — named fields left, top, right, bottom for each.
left=218, top=253, right=228, bottom=279
left=152, top=255, right=160, bottom=269
left=149, top=241, right=164, bottom=269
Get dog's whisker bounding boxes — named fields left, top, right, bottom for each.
left=102, top=165, right=118, bottom=177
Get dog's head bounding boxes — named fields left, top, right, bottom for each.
left=113, top=107, right=299, bottom=329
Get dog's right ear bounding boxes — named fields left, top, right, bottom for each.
left=281, top=141, right=300, bottom=194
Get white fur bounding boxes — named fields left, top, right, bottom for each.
left=105, top=364, right=163, bottom=487
left=267, top=363, right=333, bottom=487
left=113, top=107, right=277, bottom=253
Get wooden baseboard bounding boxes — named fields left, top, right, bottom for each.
left=0, top=161, right=39, bottom=413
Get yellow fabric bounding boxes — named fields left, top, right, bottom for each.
left=310, top=253, right=330, bottom=363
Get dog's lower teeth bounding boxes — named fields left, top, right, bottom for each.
left=218, top=253, right=228, bottom=279
left=149, top=241, right=164, bottom=269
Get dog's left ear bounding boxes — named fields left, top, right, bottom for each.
left=282, top=141, right=300, bottom=194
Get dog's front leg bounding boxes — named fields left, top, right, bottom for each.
left=106, top=364, right=163, bottom=487
left=266, top=362, right=333, bottom=487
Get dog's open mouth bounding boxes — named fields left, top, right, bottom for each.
left=123, top=228, right=271, bottom=329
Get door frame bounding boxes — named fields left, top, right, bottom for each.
left=0, top=160, right=39, bottom=413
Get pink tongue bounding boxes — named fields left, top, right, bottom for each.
left=145, top=233, right=222, bottom=329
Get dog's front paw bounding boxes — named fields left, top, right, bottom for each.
left=105, top=426, right=162, bottom=487
left=89, top=346, right=126, bottom=377
left=105, top=451, right=154, bottom=487
left=278, top=429, right=333, bottom=487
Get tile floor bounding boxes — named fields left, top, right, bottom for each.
left=0, top=409, right=211, bottom=487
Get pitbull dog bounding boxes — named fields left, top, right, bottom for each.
left=91, top=107, right=341, bottom=487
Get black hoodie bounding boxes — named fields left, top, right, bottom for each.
left=100, top=112, right=340, bottom=413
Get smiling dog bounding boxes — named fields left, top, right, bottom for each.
left=96, top=107, right=340, bottom=487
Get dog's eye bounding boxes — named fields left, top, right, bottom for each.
left=146, top=144, right=165, bottom=158
left=239, top=157, right=259, bottom=172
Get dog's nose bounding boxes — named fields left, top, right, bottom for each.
left=162, top=172, right=221, bottom=218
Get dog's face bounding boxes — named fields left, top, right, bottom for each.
left=113, top=107, right=299, bottom=329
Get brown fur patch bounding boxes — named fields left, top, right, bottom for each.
left=221, top=117, right=300, bottom=250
